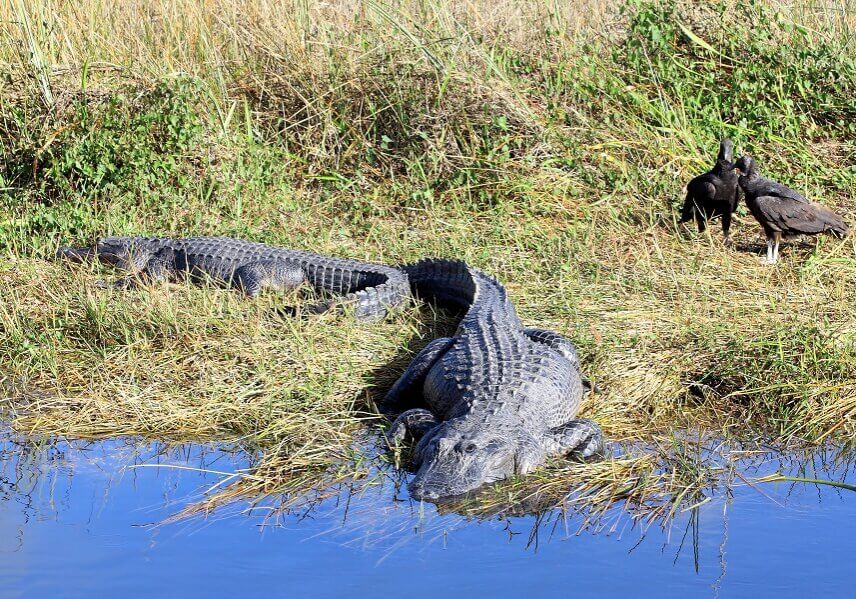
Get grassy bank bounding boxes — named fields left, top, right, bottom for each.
left=0, top=0, right=854, bottom=520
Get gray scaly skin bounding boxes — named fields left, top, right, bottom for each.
left=57, top=236, right=410, bottom=320
left=381, top=258, right=604, bottom=502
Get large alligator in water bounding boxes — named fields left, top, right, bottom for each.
left=57, top=236, right=410, bottom=320
left=382, top=258, right=604, bottom=501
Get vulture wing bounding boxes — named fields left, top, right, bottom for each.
left=680, top=175, right=717, bottom=221
left=754, top=196, right=849, bottom=236
left=757, top=177, right=810, bottom=204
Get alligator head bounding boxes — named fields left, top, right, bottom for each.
left=56, top=237, right=158, bottom=270
left=408, top=419, right=546, bottom=501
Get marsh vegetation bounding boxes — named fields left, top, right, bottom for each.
left=0, top=0, right=853, bottom=523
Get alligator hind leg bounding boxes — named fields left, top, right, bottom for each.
left=523, top=328, right=594, bottom=391
left=388, top=409, right=440, bottom=447
left=233, top=259, right=306, bottom=298
left=546, top=418, right=605, bottom=461
left=523, top=328, right=580, bottom=370
left=379, top=337, right=455, bottom=416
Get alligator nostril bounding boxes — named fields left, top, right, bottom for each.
left=409, top=481, right=439, bottom=501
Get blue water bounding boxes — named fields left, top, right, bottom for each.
left=0, top=434, right=853, bottom=598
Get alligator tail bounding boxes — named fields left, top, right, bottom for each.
left=399, top=258, right=477, bottom=312
left=300, top=262, right=412, bottom=321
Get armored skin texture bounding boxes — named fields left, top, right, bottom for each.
left=734, top=156, right=849, bottom=264
left=381, top=258, right=604, bottom=502
left=56, top=236, right=411, bottom=320
left=679, top=139, right=740, bottom=245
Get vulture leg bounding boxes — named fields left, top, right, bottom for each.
left=763, top=236, right=775, bottom=264
left=695, top=210, right=708, bottom=234
left=762, top=232, right=782, bottom=265
left=721, top=211, right=733, bottom=246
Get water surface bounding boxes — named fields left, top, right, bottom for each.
left=0, top=434, right=852, bottom=598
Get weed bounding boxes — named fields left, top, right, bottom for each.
left=0, top=0, right=852, bottom=520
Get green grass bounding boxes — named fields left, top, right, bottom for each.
left=0, top=0, right=853, bottom=521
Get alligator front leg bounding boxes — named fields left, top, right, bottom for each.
left=99, top=247, right=177, bottom=290
left=379, top=337, right=455, bottom=416
left=546, top=418, right=605, bottom=461
left=233, top=259, right=306, bottom=298
left=387, top=408, right=440, bottom=447
left=523, top=328, right=593, bottom=391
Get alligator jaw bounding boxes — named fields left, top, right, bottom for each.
left=408, top=483, right=442, bottom=502
left=408, top=480, right=481, bottom=503
left=407, top=454, right=510, bottom=503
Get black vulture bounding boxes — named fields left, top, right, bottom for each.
left=679, top=139, right=740, bottom=244
left=734, top=155, right=849, bottom=264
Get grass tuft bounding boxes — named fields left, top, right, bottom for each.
left=0, top=0, right=853, bottom=520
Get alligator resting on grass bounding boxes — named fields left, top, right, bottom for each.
left=57, top=237, right=603, bottom=501
left=57, top=236, right=411, bottom=320
left=381, top=259, right=604, bottom=501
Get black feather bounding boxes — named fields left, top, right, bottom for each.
left=736, top=155, right=849, bottom=240
left=679, top=139, right=740, bottom=242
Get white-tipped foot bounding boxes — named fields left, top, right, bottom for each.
left=762, top=238, right=779, bottom=264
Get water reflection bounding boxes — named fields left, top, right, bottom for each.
left=0, top=431, right=853, bottom=596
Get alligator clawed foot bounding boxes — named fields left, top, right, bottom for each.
left=574, top=443, right=606, bottom=463
left=387, top=420, right=409, bottom=449
left=581, top=377, right=601, bottom=394
left=572, top=432, right=607, bottom=463
left=95, top=277, right=138, bottom=290
left=274, top=303, right=335, bottom=320
left=385, top=409, right=438, bottom=452
left=550, top=418, right=606, bottom=463
left=275, top=305, right=301, bottom=318
left=385, top=421, right=412, bottom=470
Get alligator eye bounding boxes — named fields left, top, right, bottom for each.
left=464, top=442, right=477, bottom=454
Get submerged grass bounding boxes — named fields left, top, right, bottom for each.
left=0, top=0, right=853, bottom=523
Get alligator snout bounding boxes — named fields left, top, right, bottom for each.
left=409, top=484, right=441, bottom=501
left=408, top=474, right=490, bottom=503
left=408, top=482, right=464, bottom=503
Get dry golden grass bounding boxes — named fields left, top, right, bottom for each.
left=0, top=0, right=853, bottom=522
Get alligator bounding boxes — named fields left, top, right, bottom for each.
left=56, top=236, right=411, bottom=320
left=381, top=258, right=604, bottom=501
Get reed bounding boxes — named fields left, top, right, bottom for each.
left=0, top=0, right=853, bottom=521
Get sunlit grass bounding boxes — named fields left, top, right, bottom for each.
left=0, top=0, right=853, bottom=522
